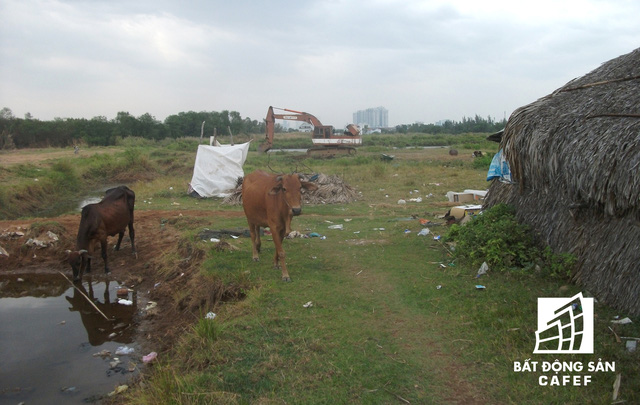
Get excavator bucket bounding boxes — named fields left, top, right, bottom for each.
left=258, top=142, right=272, bottom=153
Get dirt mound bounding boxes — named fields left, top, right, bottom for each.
left=221, top=172, right=360, bottom=205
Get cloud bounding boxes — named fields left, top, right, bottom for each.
left=1, top=0, right=639, bottom=125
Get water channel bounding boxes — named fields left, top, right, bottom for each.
left=0, top=273, right=142, bottom=404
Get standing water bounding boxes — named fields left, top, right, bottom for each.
left=0, top=272, right=141, bottom=404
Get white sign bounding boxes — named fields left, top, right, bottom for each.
left=533, top=292, right=594, bottom=354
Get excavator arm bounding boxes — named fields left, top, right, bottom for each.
left=258, top=106, right=361, bottom=155
left=272, top=107, right=324, bottom=127
left=259, top=106, right=325, bottom=152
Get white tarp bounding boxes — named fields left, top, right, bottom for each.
left=189, top=142, right=250, bottom=197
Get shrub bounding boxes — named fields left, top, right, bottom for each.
left=540, top=247, right=577, bottom=279
left=446, top=204, right=537, bottom=271
left=471, top=153, right=493, bottom=170
left=48, top=160, right=80, bottom=191
left=445, top=203, right=576, bottom=278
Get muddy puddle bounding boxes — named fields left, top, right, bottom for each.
left=0, top=272, right=146, bottom=404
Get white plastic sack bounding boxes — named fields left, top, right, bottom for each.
left=189, top=142, right=250, bottom=197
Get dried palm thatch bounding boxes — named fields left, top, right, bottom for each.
left=221, top=177, right=244, bottom=205
left=299, top=173, right=360, bottom=204
left=221, top=173, right=360, bottom=206
left=484, top=47, right=640, bottom=316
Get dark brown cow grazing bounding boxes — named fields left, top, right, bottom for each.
left=67, top=186, right=136, bottom=281
left=242, top=170, right=318, bottom=281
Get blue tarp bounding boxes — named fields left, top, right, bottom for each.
left=486, top=149, right=512, bottom=182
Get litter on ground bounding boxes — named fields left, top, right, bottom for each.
left=115, top=346, right=135, bottom=356
left=142, top=352, right=158, bottom=363
left=611, top=317, right=632, bottom=325
left=476, top=262, right=489, bottom=277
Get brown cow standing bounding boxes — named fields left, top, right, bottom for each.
left=67, top=186, right=136, bottom=281
left=242, top=170, right=317, bottom=281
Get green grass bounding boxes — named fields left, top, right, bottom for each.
left=127, top=208, right=640, bottom=404
left=3, top=136, right=638, bottom=404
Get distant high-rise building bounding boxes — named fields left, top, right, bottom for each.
left=353, top=106, right=388, bottom=128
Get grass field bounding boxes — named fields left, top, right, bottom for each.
left=1, top=135, right=638, bottom=404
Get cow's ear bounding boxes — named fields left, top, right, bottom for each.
left=270, top=176, right=284, bottom=195
left=301, top=181, right=318, bottom=192
left=269, top=184, right=283, bottom=195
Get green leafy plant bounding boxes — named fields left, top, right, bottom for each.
left=471, top=153, right=493, bottom=169
left=446, top=204, right=538, bottom=271
left=446, top=204, right=576, bottom=278
left=540, top=246, right=577, bottom=279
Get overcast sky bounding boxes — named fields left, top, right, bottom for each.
left=1, top=0, right=638, bottom=127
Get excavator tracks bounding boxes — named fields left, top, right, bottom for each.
left=306, top=146, right=357, bottom=158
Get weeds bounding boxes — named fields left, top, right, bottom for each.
left=193, top=314, right=220, bottom=342
left=445, top=203, right=576, bottom=278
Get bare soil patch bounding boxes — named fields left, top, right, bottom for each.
left=0, top=147, right=124, bottom=166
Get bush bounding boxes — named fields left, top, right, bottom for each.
left=48, top=160, right=80, bottom=192
left=471, top=153, right=493, bottom=170
left=445, top=203, right=576, bottom=278
left=446, top=204, right=537, bottom=271
left=540, top=247, right=577, bottom=279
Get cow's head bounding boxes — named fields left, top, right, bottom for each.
left=67, top=249, right=91, bottom=282
left=269, top=174, right=318, bottom=216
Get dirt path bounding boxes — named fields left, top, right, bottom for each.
left=317, top=237, right=488, bottom=404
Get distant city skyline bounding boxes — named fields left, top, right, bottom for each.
left=353, top=107, right=389, bottom=128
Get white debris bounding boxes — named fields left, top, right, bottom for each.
left=115, top=346, right=135, bottom=355
left=477, top=262, right=489, bottom=277
left=611, top=317, right=632, bottom=325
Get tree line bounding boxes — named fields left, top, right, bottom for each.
left=394, top=115, right=506, bottom=135
left=0, top=108, right=263, bottom=149
left=0, top=107, right=505, bottom=149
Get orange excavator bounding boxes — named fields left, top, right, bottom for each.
left=258, top=106, right=362, bottom=157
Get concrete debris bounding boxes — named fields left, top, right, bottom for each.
left=24, top=231, right=59, bottom=249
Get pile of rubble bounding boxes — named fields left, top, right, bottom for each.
left=0, top=227, right=60, bottom=258
left=221, top=173, right=360, bottom=206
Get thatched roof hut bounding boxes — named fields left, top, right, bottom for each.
left=484, top=47, right=640, bottom=316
